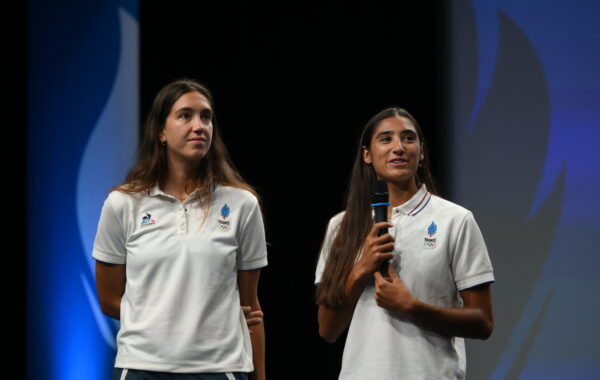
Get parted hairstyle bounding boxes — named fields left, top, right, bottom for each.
left=316, top=107, right=438, bottom=309
left=114, top=78, right=257, bottom=203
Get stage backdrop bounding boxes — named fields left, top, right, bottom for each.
left=449, top=0, right=600, bottom=378
left=27, top=1, right=138, bottom=379
left=27, top=1, right=600, bottom=379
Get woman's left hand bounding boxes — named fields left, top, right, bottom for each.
left=373, top=263, right=416, bottom=318
left=242, top=306, right=264, bottom=331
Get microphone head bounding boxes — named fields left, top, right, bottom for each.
left=371, top=179, right=389, bottom=204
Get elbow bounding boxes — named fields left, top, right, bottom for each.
left=98, top=297, right=120, bottom=320
left=477, top=318, right=494, bottom=340
left=318, top=324, right=340, bottom=343
left=319, top=329, right=338, bottom=344
left=317, top=303, right=346, bottom=343
left=98, top=302, right=113, bottom=318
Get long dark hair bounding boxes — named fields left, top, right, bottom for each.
left=114, top=78, right=257, bottom=201
left=316, top=107, right=437, bottom=308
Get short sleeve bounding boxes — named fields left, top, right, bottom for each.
left=237, top=199, right=268, bottom=271
left=92, top=193, right=127, bottom=264
left=315, top=214, right=342, bottom=284
left=452, top=212, right=495, bottom=291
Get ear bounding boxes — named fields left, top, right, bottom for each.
left=362, top=146, right=372, bottom=164
left=158, top=130, right=165, bottom=144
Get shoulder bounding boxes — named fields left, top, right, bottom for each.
left=214, top=186, right=262, bottom=222
left=104, top=189, right=147, bottom=212
left=428, top=194, right=472, bottom=219
left=323, top=211, right=346, bottom=237
left=329, top=211, right=346, bottom=226
left=216, top=186, right=259, bottom=206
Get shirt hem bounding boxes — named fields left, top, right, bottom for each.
left=114, top=361, right=253, bottom=373
left=238, top=259, right=268, bottom=271
left=92, top=250, right=126, bottom=265
left=456, top=272, right=495, bottom=291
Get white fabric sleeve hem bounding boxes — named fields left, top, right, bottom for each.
left=236, top=197, right=268, bottom=269
left=456, top=272, right=495, bottom=291
left=238, top=258, right=268, bottom=271
left=92, top=249, right=126, bottom=265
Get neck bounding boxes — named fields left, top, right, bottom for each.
left=387, top=179, right=419, bottom=208
left=162, top=154, right=203, bottom=201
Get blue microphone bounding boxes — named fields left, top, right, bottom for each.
left=371, top=179, right=391, bottom=276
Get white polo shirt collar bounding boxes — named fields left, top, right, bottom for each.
left=148, top=183, right=205, bottom=202
left=392, top=184, right=431, bottom=216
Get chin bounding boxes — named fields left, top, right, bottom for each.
left=185, top=152, right=208, bottom=163
left=382, top=173, right=417, bottom=186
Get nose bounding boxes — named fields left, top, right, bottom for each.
left=191, top=115, right=205, bottom=133
left=392, top=137, right=405, bottom=154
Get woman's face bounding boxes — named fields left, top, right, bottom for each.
left=160, top=91, right=214, bottom=165
left=362, top=115, right=423, bottom=186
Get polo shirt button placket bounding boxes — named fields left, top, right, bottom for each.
left=178, top=205, right=187, bottom=235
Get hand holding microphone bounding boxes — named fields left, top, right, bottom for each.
left=371, top=180, right=394, bottom=276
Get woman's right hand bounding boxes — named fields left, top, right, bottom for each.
left=352, top=222, right=395, bottom=282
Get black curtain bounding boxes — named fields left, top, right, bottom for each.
left=141, top=2, right=447, bottom=378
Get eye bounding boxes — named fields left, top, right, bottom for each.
left=178, top=112, right=191, bottom=120
left=200, top=110, right=212, bottom=122
left=401, top=135, right=416, bottom=142
left=379, top=135, right=392, bottom=143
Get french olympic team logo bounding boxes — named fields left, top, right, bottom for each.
left=424, top=221, right=437, bottom=249
left=218, top=203, right=231, bottom=231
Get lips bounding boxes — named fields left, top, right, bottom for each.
left=188, top=137, right=207, bottom=143
left=389, top=158, right=408, bottom=164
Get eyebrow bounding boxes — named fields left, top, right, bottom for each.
left=175, top=106, right=212, bottom=114
left=375, top=129, right=417, bottom=138
left=376, top=130, right=394, bottom=138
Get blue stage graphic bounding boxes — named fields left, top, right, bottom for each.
left=450, top=1, right=600, bottom=378
left=27, top=1, right=138, bottom=379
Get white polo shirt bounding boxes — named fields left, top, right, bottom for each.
left=315, top=185, right=494, bottom=379
left=93, top=185, right=268, bottom=373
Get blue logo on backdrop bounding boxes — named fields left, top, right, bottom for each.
left=76, top=7, right=139, bottom=354
left=28, top=1, right=139, bottom=379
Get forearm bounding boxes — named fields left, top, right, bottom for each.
left=248, top=321, right=265, bottom=380
left=406, top=300, right=493, bottom=339
left=96, top=261, right=125, bottom=320
left=237, top=269, right=264, bottom=379
left=318, top=269, right=367, bottom=343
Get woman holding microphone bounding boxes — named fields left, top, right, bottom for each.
left=315, top=107, right=494, bottom=379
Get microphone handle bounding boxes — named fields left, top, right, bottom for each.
left=373, top=205, right=390, bottom=276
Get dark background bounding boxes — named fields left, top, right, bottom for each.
left=141, top=2, right=448, bottom=378
left=9, top=0, right=27, bottom=371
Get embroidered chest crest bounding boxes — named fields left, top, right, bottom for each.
left=424, top=221, right=437, bottom=249
left=218, top=203, right=231, bottom=231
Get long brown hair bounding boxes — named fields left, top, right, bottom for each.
left=114, top=78, right=257, bottom=202
left=316, top=107, right=438, bottom=308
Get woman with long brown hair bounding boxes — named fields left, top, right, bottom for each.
left=94, top=79, right=266, bottom=380
left=315, top=107, right=494, bottom=379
